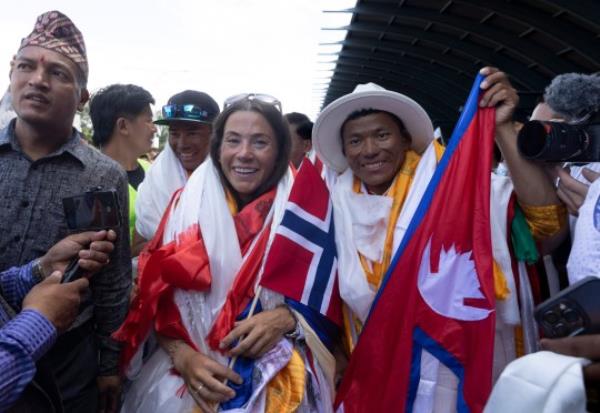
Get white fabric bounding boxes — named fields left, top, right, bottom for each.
left=333, top=143, right=457, bottom=411
left=123, top=159, right=333, bottom=412
left=543, top=254, right=561, bottom=297
left=307, top=149, right=338, bottom=189
left=135, top=143, right=187, bottom=240
left=334, top=143, right=438, bottom=324
left=489, top=170, right=538, bottom=380
left=490, top=172, right=521, bottom=326
left=124, top=159, right=292, bottom=411
left=0, top=90, right=16, bottom=130
left=335, top=153, right=543, bottom=412
left=517, top=261, right=539, bottom=355
left=484, top=351, right=590, bottom=413
left=568, top=178, right=600, bottom=283
left=567, top=162, right=600, bottom=240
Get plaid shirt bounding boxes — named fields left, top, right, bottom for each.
left=0, top=119, right=131, bottom=375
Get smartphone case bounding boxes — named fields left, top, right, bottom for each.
left=534, top=276, right=600, bottom=338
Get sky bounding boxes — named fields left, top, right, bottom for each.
left=0, top=0, right=356, bottom=123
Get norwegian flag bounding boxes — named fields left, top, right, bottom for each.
left=336, top=74, right=496, bottom=412
left=260, top=159, right=342, bottom=326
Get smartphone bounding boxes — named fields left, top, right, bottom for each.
left=534, top=276, right=600, bottom=338
left=63, top=190, right=121, bottom=231
left=61, top=190, right=121, bottom=283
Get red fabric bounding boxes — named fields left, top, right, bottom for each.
left=204, top=188, right=276, bottom=350
left=205, top=225, right=272, bottom=351
left=313, top=156, right=324, bottom=175
left=335, top=85, right=496, bottom=412
left=113, top=190, right=199, bottom=372
left=526, top=263, right=543, bottom=305
left=113, top=187, right=276, bottom=371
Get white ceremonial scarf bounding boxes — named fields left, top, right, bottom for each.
left=490, top=172, right=521, bottom=327
left=135, top=144, right=188, bottom=240
left=164, top=158, right=293, bottom=361
left=333, top=148, right=541, bottom=412
left=490, top=169, right=538, bottom=375
left=122, top=159, right=294, bottom=413
left=333, top=142, right=439, bottom=324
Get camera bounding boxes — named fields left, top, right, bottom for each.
left=517, top=112, right=600, bottom=162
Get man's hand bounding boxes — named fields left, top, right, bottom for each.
left=22, top=271, right=89, bottom=332
left=219, top=306, right=296, bottom=359
left=39, top=230, right=117, bottom=278
left=479, top=66, right=519, bottom=128
left=97, top=375, right=121, bottom=413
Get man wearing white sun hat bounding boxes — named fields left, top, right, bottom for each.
left=313, top=68, right=566, bottom=412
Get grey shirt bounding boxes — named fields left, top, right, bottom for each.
left=0, top=119, right=131, bottom=375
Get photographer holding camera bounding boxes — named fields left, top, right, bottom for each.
left=519, top=73, right=600, bottom=284
left=485, top=72, right=600, bottom=412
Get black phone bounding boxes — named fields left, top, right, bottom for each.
left=60, top=190, right=121, bottom=283
left=534, top=276, right=600, bottom=338
left=63, top=190, right=121, bottom=231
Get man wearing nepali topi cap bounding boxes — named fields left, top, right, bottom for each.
left=0, top=11, right=131, bottom=413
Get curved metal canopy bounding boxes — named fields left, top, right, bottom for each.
left=320, top=0, right=600, bottom=137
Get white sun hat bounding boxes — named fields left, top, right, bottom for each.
left=313, top=82, right=435, bottom=173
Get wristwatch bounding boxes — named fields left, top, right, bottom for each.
left=31, top=258, right=46, bottom=283
left=283, top=306, right=301, bottom=340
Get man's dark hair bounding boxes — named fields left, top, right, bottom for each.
left=90, top=84, right=155, bottom=147
left=210, top=99, right=291, bottom=207
left=340, top=108, right=412, bottom=145
left=284, top=112, right=310, bottom=127
left=296, top=121, right=313, bottom=141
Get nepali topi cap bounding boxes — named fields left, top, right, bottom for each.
left=19, top=10, right=88, bottom=82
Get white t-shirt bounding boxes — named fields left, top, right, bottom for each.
left=567, top=178, right=600, bottom=283
left=568, top=163, right=600, bottom=238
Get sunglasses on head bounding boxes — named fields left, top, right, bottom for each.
left=161, top=104, right=213, bottom=122
left=223, top=93, right=282, bottom=112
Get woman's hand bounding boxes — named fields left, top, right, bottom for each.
left=158, top=336, right=242, bottom=410
left=219, top=306, right=296, bottom=359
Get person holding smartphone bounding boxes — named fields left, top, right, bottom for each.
left=0, top=230, right=116, bottom=411
left=0, top=11, right=131, bottom=412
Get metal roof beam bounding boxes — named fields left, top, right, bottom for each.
left=327, top=75, right=459, bottom=118
left=333, top=49, right=472, bottom=87
left=327, top=22, right=561, bottom=87
left=452, top=0, right=599, bottom=63
left=332, top=60, right=465, bottom=102
left=344, top=3, right=600, bottom=70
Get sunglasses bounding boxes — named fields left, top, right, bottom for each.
left=161, top=104, right=214, bottom=122
left=223, top=93, right=282, bottom=112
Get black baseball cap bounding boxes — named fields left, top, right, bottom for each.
left=154, top=90, right=220, bottom=125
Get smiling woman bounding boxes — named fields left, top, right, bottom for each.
left=210, top=97, right=291, bottom=208
left=116, top=95, right=337, bottom=412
